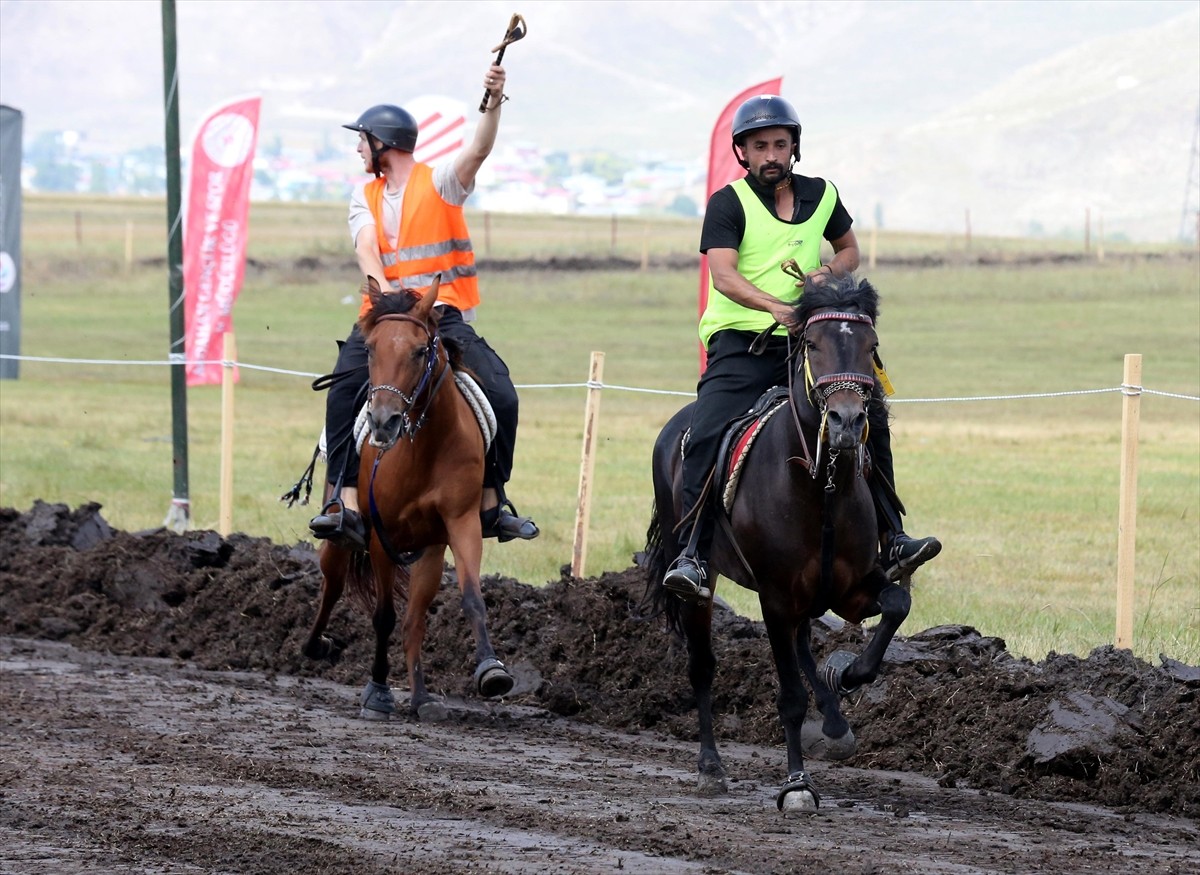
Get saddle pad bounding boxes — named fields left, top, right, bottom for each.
left=722, top=400, right=787, bottom=513
left=316, top=371, right=496, bottom=462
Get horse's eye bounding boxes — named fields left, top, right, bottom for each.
left=412, top=346, right=427, bottom=362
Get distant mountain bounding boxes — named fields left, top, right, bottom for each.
left=2, top=0, right=1197, bottom=240
left=832, top=8, right=1200, bottom=242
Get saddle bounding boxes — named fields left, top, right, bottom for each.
left=681, top=381, right=792, bottom=511
left=712, top=386, right=789, bottom=513
left=698, top=385, right=875, bottom=514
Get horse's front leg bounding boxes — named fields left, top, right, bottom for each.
left=761, top=606, right=821, bottom=813
left=445, top=512, right=513, bottom=699
left=402, top=548, right=450, bottom=721
left=302, top=542, right=349, bottom=660
left=359, top=547, right=398, bottom=720
left=680, top=600, right=726, bottom=797
left=829, top=571, right=911, bottom=695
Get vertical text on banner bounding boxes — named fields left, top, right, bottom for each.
left=183, top=95, right=261, bottom=386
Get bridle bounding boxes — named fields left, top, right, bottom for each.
left=800, top=310, right=877, bottom=409
left=366, top=313, right=448, bottom=441
left=786, top=309, right=877, bottom=483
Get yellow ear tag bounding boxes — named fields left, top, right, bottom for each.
left=873, top=351, right=895, bottom=397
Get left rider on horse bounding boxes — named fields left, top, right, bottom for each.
left=308, top=61, right=539, bottom=551
left=661, top=94, right=941, bottom=602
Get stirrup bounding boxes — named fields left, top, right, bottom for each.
left=482, top=500, right=539, bottom=542
left=310, top=501, right=367, bottom=551
left=662, top=556, right=711, bottom=603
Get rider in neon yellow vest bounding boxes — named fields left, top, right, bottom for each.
left=662, top=94, right=941, bottom=602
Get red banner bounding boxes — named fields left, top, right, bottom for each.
left=183, top=95, right=261, bottom=386
left=698, top=77, right=782, bottom=372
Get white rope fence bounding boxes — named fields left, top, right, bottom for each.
left=3, top=354, right=1198, bottom=402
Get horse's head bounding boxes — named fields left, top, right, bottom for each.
left=358, top=275, right=443, bottom=450
left=791, top=275, right=880, bottom=452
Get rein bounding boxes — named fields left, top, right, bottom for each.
left=364, top=311, right=449, bottom=568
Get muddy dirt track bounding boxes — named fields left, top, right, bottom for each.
left=1, top=502, right=1198, bottom=874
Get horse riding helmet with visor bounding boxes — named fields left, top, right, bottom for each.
left=344, top=104, right=419, bottom=176
left=731, top=94, right=802, bottom=169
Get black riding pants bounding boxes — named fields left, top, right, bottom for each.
left=678, top=330, right=792, bottom=550
left=322, top=306, right=519, bottom=496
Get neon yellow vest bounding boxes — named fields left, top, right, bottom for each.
left=699, top=178, right=839, bottom=347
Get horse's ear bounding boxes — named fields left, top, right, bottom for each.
left=364, top=276, right=385, bottom=309
left=414, top=273, right=442, bottom=319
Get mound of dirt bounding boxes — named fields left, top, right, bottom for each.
left=2, top=500, right=1197, bottom=819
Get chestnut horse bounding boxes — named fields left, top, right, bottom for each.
left=642, top=275, right=911, bottom=812
left=302, top=276, right=514, bottom=720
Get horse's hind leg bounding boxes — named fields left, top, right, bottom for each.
left=302, top=543, right=349, bottom=660
left=797, top=623, right=857, bottom=761
left=681, top=601, right=727, bottom=797
left=402, top=549, right=449, bottom=721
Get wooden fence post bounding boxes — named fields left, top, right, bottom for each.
left=571, top=352, right=605, bottom=578
left=124, top=220, right=134, bottom=275
left=1114, top=353, right=1141, bottom=650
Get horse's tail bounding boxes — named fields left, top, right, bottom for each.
left=640, top=500, right=685, bottom=637
left=345, top=550, right=375, bottom=614
left=344, top=549, right=411, bottom=615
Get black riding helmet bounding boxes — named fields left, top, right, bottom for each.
left=730, top=94, right=802, bottom=169
left=343, top=104, right=419, bottom=176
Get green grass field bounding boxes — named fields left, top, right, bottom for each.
left=3, top=195, right=1197, bottom=665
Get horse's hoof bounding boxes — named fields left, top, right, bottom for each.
left=803, top=718, right=858, bottom=760
left=302, top=634, right=338, bottom=661
left=416, top=699, right=449, bottom=722
left=820, top=650, right=862, bottom=697
left=780, top=789, right=820, bottom=814
left=697, top=771, right=728, bottom=797
left=474, top=657, right=514, bottom=699
left=776, top=770, right=821, bottom=814
left=359, top=679, right=395, bottom=718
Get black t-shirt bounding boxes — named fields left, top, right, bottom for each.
left=699, top=172, right=853, bottom=254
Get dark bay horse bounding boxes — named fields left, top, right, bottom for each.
left=642, top=275, right=911, bottom=813
left=302, top=276, right=514, bottom=720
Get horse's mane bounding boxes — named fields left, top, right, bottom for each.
left=359, top=286, right=421, bottom=332
left=358, top=284, right=465, bottom=369
left=794, top=275, right=880, bottom=325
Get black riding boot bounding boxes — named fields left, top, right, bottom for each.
left=867, top=410, right=941, bottom=581
left=663, top=507, right=715, bottom=603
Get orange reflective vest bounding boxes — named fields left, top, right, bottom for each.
left=359, top=164, right=480, bottom=317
